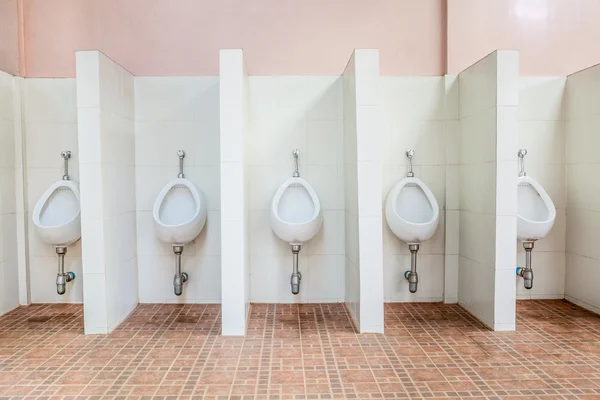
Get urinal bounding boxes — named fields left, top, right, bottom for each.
left=516, top=149, right=556, bottom=290
left=153, top=150, right=207, bottom=296
left=32, top=151, right=81, bottom=295
left=385, top=150, right=439, bottom=293
left=270, top=149, right=323, bottom=295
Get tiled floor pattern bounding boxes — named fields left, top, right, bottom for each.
left=0, top=301, right=600, bottom=399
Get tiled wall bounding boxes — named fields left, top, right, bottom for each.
left=353, top=50, right=384, bottom=333
left=23, top=78, right=82, bottom=303
left=246, top=76, right=345, bottom=303
left=219, top=49, right=250, bottom=335
left=0, top=70, right=19, bottom=314
left=457, top=55, right=498, bottom=327
left=343, top=53, right=359, bottom=325
left=342, top=49, right=384, bottom=333
left=380, top=77, right=456, bottom=302
left=77, top=51, right=138, bottom=333
left=565, top=64, right=600, bottom=313
left=456, top=51, right=519, bottom=330
left=517, top=77, right=567, bottom=299
left=134, top=77, right=221, bottom=303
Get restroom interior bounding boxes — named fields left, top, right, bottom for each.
left=0, top=45, right=599, bottom=332
left=2, top=0, right=600, bottom=397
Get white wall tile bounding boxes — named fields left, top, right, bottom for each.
left=381, top=76, right=452, bottom=304
left=23, top=77, right=82, bottom=304
left=246, top=75, right=345, bottom=304
left=76, top=51, right=137, bottom=333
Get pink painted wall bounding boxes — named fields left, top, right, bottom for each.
left=23, top=0, right=446, bottom=77
left=448, top=0, right=600, bottom=76
left=20, top=0, right=600, bottom=77
left=0, top=0, right=20, bottom=75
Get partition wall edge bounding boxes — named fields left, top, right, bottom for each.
left=343, top=49, right=384, bottom=333
left=76, top=50, right=138, bottom=334
left=219, top=49, right=250, bottom=336
left=457, top=50, right=518, bottom=331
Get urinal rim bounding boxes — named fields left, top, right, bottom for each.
left=32, top=180, right=81, bottom=229
left=517, top=176, right=556, bottom=224
left=388, top=177, right=439, bottom=226
left=153, top=178, right=204, bottom=228
left=271, top=177, right=321, bottom=226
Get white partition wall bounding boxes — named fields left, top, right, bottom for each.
left=76, top=51, right=138, bottom=334
left=517, top=77, right=566, bottom=299
left=23, top=78, right=81, bottom=303
left=380, top=74, right=458, bottom=303
left=246, top=76, right=344, bottom=304
left=564, top=64, right=600, bottom=313
left=220, top=49, right=250, bottom=335
left=134, top=75, right=220, bottom=303
left=457, top=51, right=518, bottom=331
left=343, top=50, right=384, bottom=333
left=0, top=70, right=19, bottom=314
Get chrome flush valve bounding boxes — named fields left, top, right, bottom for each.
left=61, top=151, right=72, bottom=180
left=177, top=150, right=186, bottom=178
left=518, top=149, right=527, bottom=177
left=292, top=149, right=300, bottom=178
left=406, top=149, right=415, bottom=178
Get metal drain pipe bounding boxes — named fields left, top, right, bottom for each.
left=55, top=246, right=75, bottom=295
left=404, top=244, right=419, bottom=293
left=290, top=244, right=302, bottom=295
left=173, top=245, right=189, bottom=296
left=517, top=241, right=534, bottom=289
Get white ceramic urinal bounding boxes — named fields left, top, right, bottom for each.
left=385, top=150, right=439, bottom=293
left=153, top=150, right=207, bottom=296
left=32, top=151, right=81, bottom=295
left=516, top=149, right=555, bottom=290
left=270, top=150, right=323, bottom=295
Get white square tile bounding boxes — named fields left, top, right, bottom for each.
left=220, top=162, right=244, bottom=218
left=219, top=106, right=244, bottom=162
left=496, top=51, right=519, bottom=107
left=306, top=255, right=339, bottom=300
left=80, top=219, right=105, bottom=274
left=496, top=106, right=518, bottom=162
left=83, top=273, right=108, bottom=333
left=357, top=162, right=382, bottom=218
left=494, top=269, right=516, bottom=325
left=75, top=51, right=100, bottom=108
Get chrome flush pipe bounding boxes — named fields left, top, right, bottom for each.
left=406, top=149, right=415, bottom=177
left=517, top=241, right=534, bottom=290
left=178, top=150, right=186, bottom=178
left=61, top=151, right=71, bottom=180
left=290, top=244, right=302, bottom=295
left=173, top=245, right=189, bottom=296
left=55, top=247, right=75, bottom=295
left=404, top=244, right=419, bottom=293
left=518, top=149, right=527, bottom=177
left=292, top=149, right=300, bottom=177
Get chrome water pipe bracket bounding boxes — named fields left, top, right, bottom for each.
left=292, top=149, right=300, bottom=177
left=518, top=149, right=527, bottom=177
left=61, top=151, right=72, bottom=180
left=404, top=243, right=419, bottom=293
left=517, top=241, right=534, bottom=290
left=55, top=246, right=75, bottom=295
left=290, top=244, right=302, bottom=295
left=177, top=150, right=186, bottom=178
left=406, top=149, right=415, bottom=177
left=173, top=245, right=188, bottom=296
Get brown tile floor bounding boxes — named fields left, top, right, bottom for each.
left=0, top=301, right=599, bottom=399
